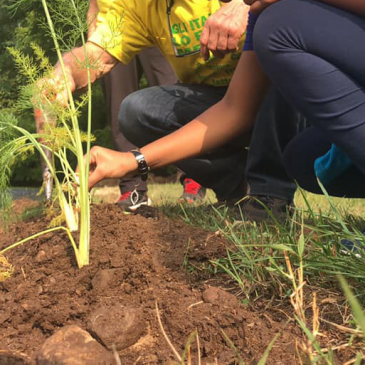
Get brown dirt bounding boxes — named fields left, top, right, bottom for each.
left=1, top=202, right=303, bottom=364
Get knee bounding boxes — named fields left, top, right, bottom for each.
left=254, top=0, right=301, bottom=66
left=118, top=90, right=147, bottom=146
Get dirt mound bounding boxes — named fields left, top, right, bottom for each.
left=0, top=203, right=299, bottom=364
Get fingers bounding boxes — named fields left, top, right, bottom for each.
left=76, top=147, right=101, bottom=189
left=201, top=2, right=248, bottom=60
left=76, top=146, right=132, bottom=190
left=200, top=26, right=211, bottom=61
left=88, top=168, right=104, bottom=190
left=206, top=22, right=220, bottom=56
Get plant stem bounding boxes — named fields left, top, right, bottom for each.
left=41, top=0, right=91, bottom=267
left=0, top=226, right=78, bottom=258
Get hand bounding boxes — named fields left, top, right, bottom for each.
left=35, top=62, right=76, bottom=112
left=78, top=146, right=138, bottom=189
left=36, top=43, right=116, bottom=109
left=244, top=0, right=282, bottom=15
left=200, top=0, right=249, bottom=61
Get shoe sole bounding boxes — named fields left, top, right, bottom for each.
left=125, top=198, right=152, bottom=211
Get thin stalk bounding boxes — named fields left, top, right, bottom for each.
left=1, top=226, right=78, bottom=259
left=69, top=0, right=92, bottom=267
left=42, top=0, right=90, bottom=267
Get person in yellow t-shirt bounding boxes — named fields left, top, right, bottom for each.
left=88, top=0, right=178, bottom=210
left=52, top=0, right=300, bottom=222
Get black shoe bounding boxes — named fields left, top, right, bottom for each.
left=232, top=195, right=294, bottom=223
left=179, top=178, right=206, bottom=204
left=116, top=190, right=151, bottom=211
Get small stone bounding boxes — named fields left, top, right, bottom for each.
left=35, top=250, right=47, bottom=263
left=202, top=287, right=238, bottom=307
left=91, top=269, right=123, bottom=290
left=89, top=305, right=146, bottom=351
left=36, top=325, right=114, bottom=365
left=0, top=350, right=31, bottom=365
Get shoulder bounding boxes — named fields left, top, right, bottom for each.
left=97, top=0, right=158, bottom=12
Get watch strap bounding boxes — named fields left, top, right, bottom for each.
left=130, top=150, right=150, bottom=181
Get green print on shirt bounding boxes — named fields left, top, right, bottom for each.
left=193, top=52, right=241, bottom=84
left=171, top=15, right=209, bottom=55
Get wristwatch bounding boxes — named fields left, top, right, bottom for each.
left=130, top=149, right=150, bottom=181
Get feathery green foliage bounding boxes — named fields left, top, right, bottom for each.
left=0, top=0, right=98, bottom=268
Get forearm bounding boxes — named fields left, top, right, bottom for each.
left=55, top=42, right=117, bottom=92
left=87, top=0, right=99, bottom=38
left=140, top=52, right=269, bottom=169
left=317, top=0, right=365, bottom=16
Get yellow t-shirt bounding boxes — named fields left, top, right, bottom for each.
left=89, top=0, right=245, bottom=87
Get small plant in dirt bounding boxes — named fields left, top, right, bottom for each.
left=0, top=0, right=101, bottom=268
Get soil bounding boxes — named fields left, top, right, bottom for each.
left=0, top=202, right=318, bottom=364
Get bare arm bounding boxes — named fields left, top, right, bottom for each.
left=141, top=52, right=267, bottom=168
left=86, top=52, right=269, bottom=188
left=53, top=42, right=117, bottom=104
left=50, top=0, right=117, bottom=104
left=87, top=0, right=99, bottom=37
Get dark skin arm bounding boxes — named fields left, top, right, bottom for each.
left=86, top=51, right=269, bottom=188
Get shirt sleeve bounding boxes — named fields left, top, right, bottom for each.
left=88, top=1, right=154, bottom=64
left=243, top=11, right=259, bottom=52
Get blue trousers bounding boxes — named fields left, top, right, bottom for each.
left=119, top=83, right=299, bottom=201
left=254, top=0, right=365, bottom=197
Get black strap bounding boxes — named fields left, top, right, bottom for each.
left=130, top=150, right=150, bottom=181
left=166, top=0, right=174, bottom=15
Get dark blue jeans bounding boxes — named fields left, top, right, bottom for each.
left=254, top=0, right=365, bottom=198
left=119, top=83, right=298, bottom=201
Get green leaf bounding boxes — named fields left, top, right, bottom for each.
left=339, top=276, right=365, bottom=335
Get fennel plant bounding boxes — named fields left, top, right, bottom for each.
left=0, top=0, right=98, bottom=268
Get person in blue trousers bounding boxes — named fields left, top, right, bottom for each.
left=243, top=0, right=365, bottom=198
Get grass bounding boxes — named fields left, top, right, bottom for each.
left=145, top=183, right=365, bottom=363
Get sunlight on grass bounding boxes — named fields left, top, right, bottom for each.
left=295, top=192, right=365, bottom=217
left=93, top=182, right=365, bottom=218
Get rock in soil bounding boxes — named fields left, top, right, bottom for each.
left=89, top=304, right=146, bottom=350
left=0, top=350, right=31, bottom=365
left=36, top=325, right=114, bottom=365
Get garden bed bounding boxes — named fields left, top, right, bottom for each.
left=0, top=202, right=303, bottom=364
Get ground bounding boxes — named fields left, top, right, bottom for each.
left=0, top=194, right=363, bottom=364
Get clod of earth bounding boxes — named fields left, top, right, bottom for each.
left=89, top=304, right=146, bottom=350
left=35, top=325, right=114, bottom=365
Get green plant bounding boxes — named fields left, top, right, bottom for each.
left=0, top=0, right=95, bottom=268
